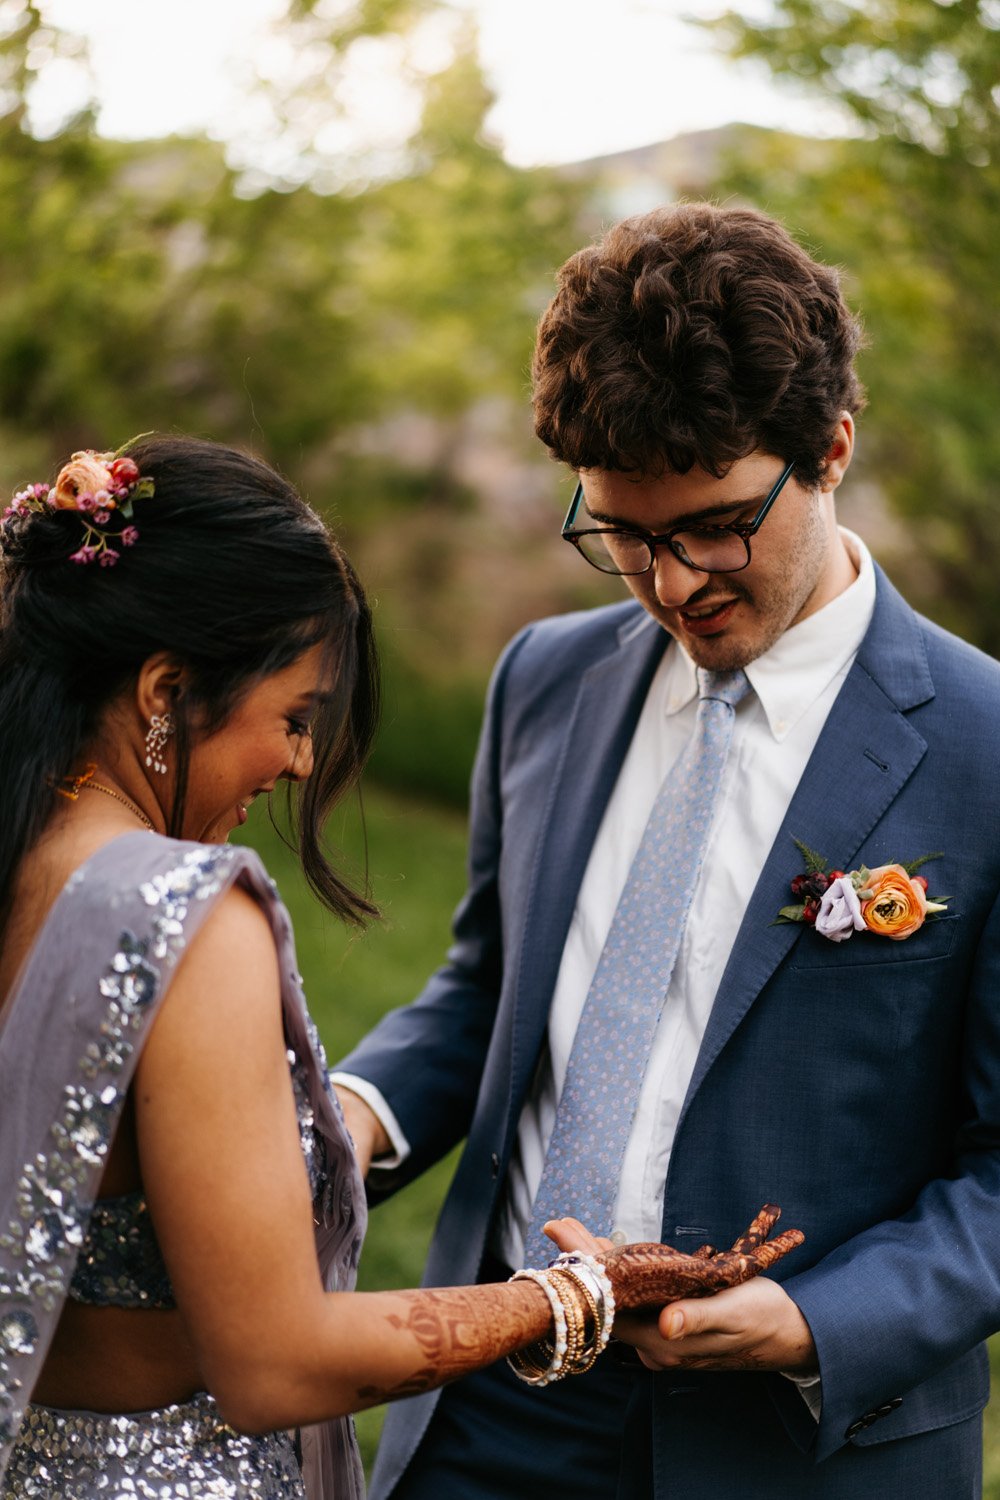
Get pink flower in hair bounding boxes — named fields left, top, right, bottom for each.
left=120, top=526, right=139, bottom=547
left=69, top=544, right=99, bottom=565
left=93, top=509, right=112, bottom=525
left=98, top=548, right=120, bottom=567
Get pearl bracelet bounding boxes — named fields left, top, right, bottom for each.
left=507, top=1267, right=569, bottom=1386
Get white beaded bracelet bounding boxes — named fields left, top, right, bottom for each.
left=508, top=1267, right=569, bottom=1386
left=549, top=1252, right=616, bottom=1352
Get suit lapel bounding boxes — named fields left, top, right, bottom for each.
left=508, top=611, right=667, bottom=1119
left=679, top=569, right=935, bottom=1118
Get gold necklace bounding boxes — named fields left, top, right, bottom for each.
left=78, top=779, right=155, bottom=831
left=56, top=764, right=154, bottom=831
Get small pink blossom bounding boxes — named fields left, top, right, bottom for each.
left=69, top=544, right=98, bottom=565
left=98, top=548, right=119, bottom=567
left=120, top=526, right=139, bottom=547
left=93, top=508, right=112, bottom=525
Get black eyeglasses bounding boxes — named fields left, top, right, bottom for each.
left=561, top=461, right=796, bottom=576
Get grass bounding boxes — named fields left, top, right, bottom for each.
left=237, top=783, right=999, bottom=1487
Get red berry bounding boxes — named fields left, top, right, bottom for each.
left=802, top=900, right=819, bottom=924
left=110, top=457, right=140, bottom=485
left=829, top=870, right=845, bottom=881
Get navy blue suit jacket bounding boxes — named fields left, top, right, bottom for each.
left=339, top=568, right=1000, bottom=1490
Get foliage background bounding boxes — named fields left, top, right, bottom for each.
left=3, top=0, right=999, bottom=1482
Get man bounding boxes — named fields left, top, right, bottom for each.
left=334, top=203, right=1000, bottom=1497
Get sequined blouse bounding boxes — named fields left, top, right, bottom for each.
left=68, top=1043, right=328, bottom=1310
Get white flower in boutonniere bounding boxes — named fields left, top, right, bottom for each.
left=775, top=839, right=950, bottom=942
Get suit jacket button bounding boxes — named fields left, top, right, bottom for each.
left=490, top=1152, right=500, bottom=1179
left=846, top=1415, right=874, bottom=1438
left=876, top=1398, right=903, bottom=1418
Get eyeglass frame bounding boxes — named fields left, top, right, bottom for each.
left=561, top=459, right=796, bottom=575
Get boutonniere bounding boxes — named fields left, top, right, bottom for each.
left=776, top=839, right=949, bottom=942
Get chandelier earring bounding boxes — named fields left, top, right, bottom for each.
left=145, top=712, right=175, bottom=776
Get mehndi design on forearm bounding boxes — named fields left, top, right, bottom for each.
left=356, top=1281, right=549, bottom=1403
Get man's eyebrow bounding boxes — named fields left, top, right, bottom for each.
left=583, top=491, right=772, bottom=530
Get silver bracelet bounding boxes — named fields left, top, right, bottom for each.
left=549, top=1251, right=616, bottom=1351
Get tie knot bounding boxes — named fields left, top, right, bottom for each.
left=696, top=667, right=752, bottom=708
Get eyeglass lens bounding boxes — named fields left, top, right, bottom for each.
left=573, top=527, right=751, bottom=575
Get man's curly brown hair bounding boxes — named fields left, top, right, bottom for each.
left=532, top=202, right=866, bottom=489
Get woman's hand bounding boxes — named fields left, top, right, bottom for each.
left=544, top=1205, right=813, bottom=1374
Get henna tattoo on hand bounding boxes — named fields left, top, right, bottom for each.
left=603, top=1204, right=804, bottom=1311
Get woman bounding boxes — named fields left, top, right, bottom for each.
left=0, top=436, right=800, bottom=1498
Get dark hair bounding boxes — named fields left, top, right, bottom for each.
left=0, top=434, right=380, bottom=923
left=532, top=202, right=866, bottom=487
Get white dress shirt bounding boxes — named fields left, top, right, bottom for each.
left=337, top=531, right=876, bottom=1290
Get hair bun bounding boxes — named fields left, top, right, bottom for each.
left=0, top=503, right=82, bottom=571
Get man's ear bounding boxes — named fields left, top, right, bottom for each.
left=135, top=652, right=186, bottom=723
left=819, top=413, right=854, bottom=494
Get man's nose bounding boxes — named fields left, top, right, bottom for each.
left=651, top=546, right=710, bottom=608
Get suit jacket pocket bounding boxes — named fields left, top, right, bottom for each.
left=790, top=915, right=960, bottom=970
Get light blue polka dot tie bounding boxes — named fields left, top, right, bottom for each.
left=523, top=667, right=752, bottom=1267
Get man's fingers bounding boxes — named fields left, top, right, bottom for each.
left=542, top=1217, right=614, bottom=1256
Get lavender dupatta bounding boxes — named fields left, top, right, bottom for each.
left=0, top=832, right=368, bottom=1499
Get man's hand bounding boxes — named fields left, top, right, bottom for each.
left=333, top=1084, right=392, bottom=1177
left=617, top=1276, right=818, bottom=1375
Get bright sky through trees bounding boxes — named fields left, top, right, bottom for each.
left=40, top=0, right=848, bottom=165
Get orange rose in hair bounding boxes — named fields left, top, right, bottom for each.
left=50, top=450, right=116, bottom=511
left=860, top=864, right=928, bottom=941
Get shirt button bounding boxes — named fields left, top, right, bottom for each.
left=775, top=718, right=788, bottom=734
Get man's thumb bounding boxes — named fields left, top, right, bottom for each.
left=661, top=1303, right=693, bottom=1339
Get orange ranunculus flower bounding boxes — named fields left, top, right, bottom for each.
left=50, top=450, right=115, bottom=510
left=860, top=863, right=928, bottom=940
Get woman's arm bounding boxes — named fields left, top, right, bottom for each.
left=135, top=886, right=553, bottom=1431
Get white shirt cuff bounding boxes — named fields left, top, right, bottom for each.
left=328, top=1073, right=411, bottom=1170
left=781, top=1369, right=822, bottom=1421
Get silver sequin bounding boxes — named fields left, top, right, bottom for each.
left=68, top=1193, right=173, bottom=1310
left=4, top=1393, right=305, bottom=1498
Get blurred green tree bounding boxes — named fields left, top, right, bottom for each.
left=0, top=0, right=588, bottom=804
left=708, top=0, right=1000, bottom=652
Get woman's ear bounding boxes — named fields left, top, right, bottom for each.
left=135, top=652, right=187, bottom=723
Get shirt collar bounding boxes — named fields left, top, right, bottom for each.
left=660, top=528, right=876, bottom=742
